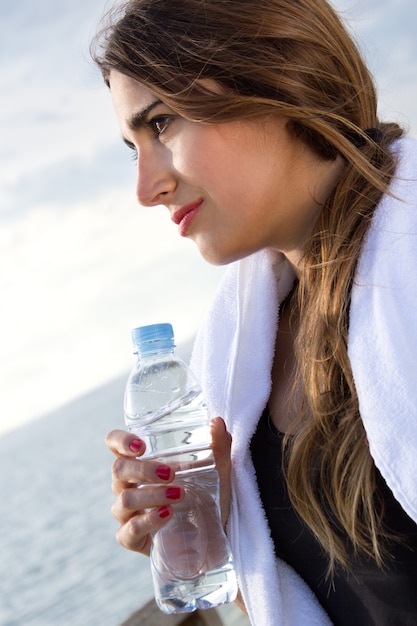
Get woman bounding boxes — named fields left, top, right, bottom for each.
left=92, top=1, right=417, bottom=624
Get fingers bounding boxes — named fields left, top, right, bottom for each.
left=106, top=428, right=180, bottom=556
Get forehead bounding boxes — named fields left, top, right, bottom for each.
left=109, top=71, right=158, bottom=126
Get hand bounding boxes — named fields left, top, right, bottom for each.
left=106, top=429, right=183, bottom=556
left=105, top=417, right=232, bottom=556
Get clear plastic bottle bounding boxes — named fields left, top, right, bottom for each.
left=124, top=323, right=238, bottom=614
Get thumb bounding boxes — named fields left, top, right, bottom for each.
left=210, top=417, right=232, bottom=527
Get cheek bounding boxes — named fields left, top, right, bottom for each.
left=178, top=125, right=241, bottom=176
left=169, top=131, right=208, bottom=177
left=172, top=122, right=275, bottom=197
left=172, top=140, right=231, bottom=187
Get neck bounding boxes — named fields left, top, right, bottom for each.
left=284, top=153, right=346, bottom=275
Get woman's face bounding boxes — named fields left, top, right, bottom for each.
left=109, top=71, right=341, bottom=268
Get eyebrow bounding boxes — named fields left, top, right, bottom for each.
left=127, top=100, right=162, bottom=131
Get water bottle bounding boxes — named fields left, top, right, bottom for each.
left=124, top=323, right=238, bottom=614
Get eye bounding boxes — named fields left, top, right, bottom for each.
left=124, top=140, right=138, bottom=164
left=148, top=115, right=172, bottom=138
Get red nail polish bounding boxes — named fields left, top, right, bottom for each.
left=158, top=506, right=171, bottom=519
left=129, top=439, right=143, bottom=453
left=166, top=487, right=182, bottom=500
left=156, top=465, right=171, bottom=481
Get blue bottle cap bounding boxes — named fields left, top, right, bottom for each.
left=131, top=323, right=175, bottom=353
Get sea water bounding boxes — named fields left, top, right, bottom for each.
left=0, top=374, right=246, bottom=625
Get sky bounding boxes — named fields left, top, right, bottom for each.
left=1, top=0, right=416, bottom=437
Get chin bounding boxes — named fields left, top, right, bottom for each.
left=195, top=240, right=250, bottom=267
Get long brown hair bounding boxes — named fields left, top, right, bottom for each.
left=92, top=0, right=404, bottom=572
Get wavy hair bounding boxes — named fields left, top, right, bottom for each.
left=92, top=0, right=404, bottom=573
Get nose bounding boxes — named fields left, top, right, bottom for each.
left=135, top=147, right=176, bottom=207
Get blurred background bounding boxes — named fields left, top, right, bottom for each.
left=0, top=0, right=416, bottom=624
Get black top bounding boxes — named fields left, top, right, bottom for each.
left=250, top=408, right=417, bottom=625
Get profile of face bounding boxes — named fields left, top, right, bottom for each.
left=109, top=71, right=342, bottom=268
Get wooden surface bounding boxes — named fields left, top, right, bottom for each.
left=119, top=598, right=251, bottom=626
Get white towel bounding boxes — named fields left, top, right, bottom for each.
left=191, top=136, right=417, bottom=625
left=349, top=136, right=417, bottom=523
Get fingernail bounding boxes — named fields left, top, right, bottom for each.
left=129, top=439, right=144, bottom=453
left=156, top=465, right=171, bottom=481
left=166, top=486, right=182, bottom=500
left=157, top=506, right=171, bottom=519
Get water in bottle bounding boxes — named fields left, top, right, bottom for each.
left=124, top=323, right=238, bottom=614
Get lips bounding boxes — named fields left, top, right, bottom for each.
left=171, top=200, right=203, bottom=236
